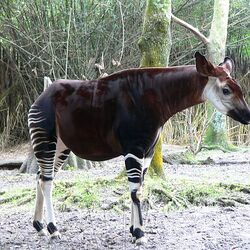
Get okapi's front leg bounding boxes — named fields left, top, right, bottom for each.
left=125, top=153, right=147, bottom=245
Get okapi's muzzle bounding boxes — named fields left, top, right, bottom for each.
left=227, top=107, right=250, bottom=125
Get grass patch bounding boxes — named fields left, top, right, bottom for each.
left=143, top=176, right=250, bottom=212
left=164, top=151, right=199, bottom=165
left=53, top=176, right=127, bottom=210
left=0, top=187, right=35, bottom=206
left=54, top=179, right=100, bottom=209
left=1, top=175, right=249, bottom=212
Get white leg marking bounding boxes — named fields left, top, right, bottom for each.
left=34, top=180, right=48, bottom=236
left=129, top=181, right=143, bottom=232
left=143, top=158, right=152, bottom=170
left=34, top=180, right=45, bottom=222
left=53, top=137, right=68, bottom=175
left=41, top=180, right=56, bottom=225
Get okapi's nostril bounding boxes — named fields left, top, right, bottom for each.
left=227, top=108, right=250, bottom=125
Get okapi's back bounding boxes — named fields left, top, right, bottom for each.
left=46, top=78, right=123, bottom=160
left=30, top=65, right=201, bottom=160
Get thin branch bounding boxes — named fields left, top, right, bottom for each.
left=65, top=8, right=72, bottom=79
left=1, top=37, right=51, bottom=66
left=118, top=0, right=125, bottom=66
left=171, top=14, right=210, bottom=45
left=173, top=0, right=201, bottom=15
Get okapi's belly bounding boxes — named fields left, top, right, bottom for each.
left=57, top=121, right=122, bottom=161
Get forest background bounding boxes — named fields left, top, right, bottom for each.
left=0, top=0, right=249, bottom=151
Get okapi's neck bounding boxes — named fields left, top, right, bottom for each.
left=154, top=66, right=208, bottom=123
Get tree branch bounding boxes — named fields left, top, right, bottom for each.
left=171, top=14, right=210, bottom=45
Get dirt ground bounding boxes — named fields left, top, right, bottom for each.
left=0, top=145, right=250, bottom=250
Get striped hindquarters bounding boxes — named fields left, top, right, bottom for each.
left=28, top=104, right=57, bottom=179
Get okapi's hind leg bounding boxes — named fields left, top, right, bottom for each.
left=34, top=139, right=70, bottom=239
left=29, top=105, right=70, bottom=239
left=31, top=130, right=58, bottom=238
left=33, top=171, right=47, bottom=236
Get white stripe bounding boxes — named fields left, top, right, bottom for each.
left=29, top=107, right=40, bottom=113
left=124, top=153, right=143, bottom=165
left=126, top=168, right=141, bottom=173
left=33, top=140, right=50, bottom=147
left=42, top=157, right=56, bottom=161
left=28, top=118, right=46, bottom=127
left=34, top=149, right=56, bottom=154
left=59, top=153, right=70, bottom=157
left=127, top=173, right=141, bottom=178
left=37, top=159, right=54, bottom=164
left=28, top=117, right=45, bottom=123
left=31, top=131, right=46, bottom=140
left=29, top=127, right=45, bottom=133
left=28, top=111, right=43, bottom=117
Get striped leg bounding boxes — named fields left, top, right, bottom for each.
left=33, top=141, right=70, bottom=238
left=125, top=153, right=149, bottom=245
left=39, top=139, right=70, bottom=239
left=29, top=106, right=53, bottom=236
left=29, top=105, right=60, bottom=238
left=32, top=134, right=58, bottom=238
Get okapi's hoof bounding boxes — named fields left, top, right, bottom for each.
left=50, top=231, right=61, bottom=240
left=47, top=222, right=61, bottom=239
left=135, top=236, right=148, bottom=245
left=37, top=228, right=48, bottom=236
left=131, top=236, right=136, bottom=244
left=33, top=220, right=47, bottom=236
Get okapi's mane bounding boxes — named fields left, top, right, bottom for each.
left=100, top=65, right=195, bottom=81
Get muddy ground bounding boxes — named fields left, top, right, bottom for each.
left=0, top=145, right=250, bottom=250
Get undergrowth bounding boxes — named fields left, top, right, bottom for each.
left=1, top=175, right=250, bottom=212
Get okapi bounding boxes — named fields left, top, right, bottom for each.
left=28, top=52, right=250, bottom=245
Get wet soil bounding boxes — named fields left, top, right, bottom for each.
left=0, top=146, right=250, bottom=249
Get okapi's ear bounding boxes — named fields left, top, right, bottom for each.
left=195, top=52, right=215, bottom=77
left=219, top=57, right=234, bottom=74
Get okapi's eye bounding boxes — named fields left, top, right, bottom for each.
left=222, top=87, right=231, bottom=96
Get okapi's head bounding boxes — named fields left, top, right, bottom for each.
left=195, top=52, right=250, bottom=125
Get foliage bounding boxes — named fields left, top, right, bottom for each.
left=0, top=0, right=146, bottom=148
left=0, top=0, right=249, bottom=149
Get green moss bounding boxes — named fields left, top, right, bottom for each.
left=139, top=0, right=172, bottom=177
left=179, top=182, right=226, bottom=206
left=204, top=104, right=232, bottom=150
left=149, top=135, right=166, bottom=178
left=63, top=164, right=77, bottom=171
left=142, top=176, right=250, bottom=212
left=2, top=175, right=250, bottom=212
left=0, top=187, right=34, bottom=205
left=53, top=179, right=99, bottom=208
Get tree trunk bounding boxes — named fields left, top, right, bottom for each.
left=204, top=0, right=230, bottom=149
left=138, top=0, right=172, bottom=178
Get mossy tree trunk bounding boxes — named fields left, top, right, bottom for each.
left=204, top=0, right=230, bottom=149
left=138, top=0, right=172, bottom=178
left=172, top=0, right=231, bottom=151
